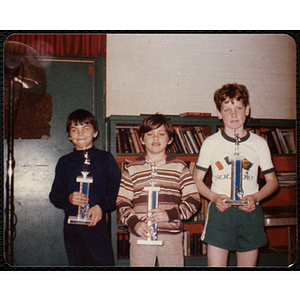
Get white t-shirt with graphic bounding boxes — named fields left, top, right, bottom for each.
left=196, top=130, right=275, bottom=197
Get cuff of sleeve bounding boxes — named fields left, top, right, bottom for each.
left=166, top=207, right=179, bottom=222
left=127, top=216, right=140, bottom=235
left=195, top=165, right=209, bottom=172
left=262, top=167, right=275, bottom=175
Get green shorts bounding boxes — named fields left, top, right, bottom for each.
left=202, top=202, right=268, bottom=252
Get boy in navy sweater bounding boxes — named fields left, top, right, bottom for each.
left=50, top=109, right=121, bottom=266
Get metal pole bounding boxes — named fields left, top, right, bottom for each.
left=5, top=77, right=16, bottom=266
left=4, top=54, right=21, bottom=266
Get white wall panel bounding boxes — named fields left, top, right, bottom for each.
left=106, top=34, right=296, bottom=119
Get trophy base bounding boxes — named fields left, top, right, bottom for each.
left=223, top=200, right=248, bottom=206
left=67, top=215, right=91, bottom=225
left=137, top=239, right=163, bottom=246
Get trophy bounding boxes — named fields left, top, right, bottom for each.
left=68, top=150, right=93, bottom=225
left=137, top=158, right=163, bottom=245
left=224, top=132, right=248, bottom=205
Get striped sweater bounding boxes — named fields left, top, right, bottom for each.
left=116, top=153, right=201, bottom=235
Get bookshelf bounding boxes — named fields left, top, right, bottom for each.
left=105, top=115, right=296, bottom=266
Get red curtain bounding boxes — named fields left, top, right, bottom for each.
left=5, top=33, right=106, bottom=58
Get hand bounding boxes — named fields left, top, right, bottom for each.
left=147, top=209, right=169, bottom=224
left=238, top=195, right=258, bottom=213
left=69, top=191, right=88, bottom=206
left=87, top=205, right=103, bottom=227
left=134, top=221, right=152, bottom=240
left=212, top=194, right=232, bottom=212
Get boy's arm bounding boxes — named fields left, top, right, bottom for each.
left=253, top=171, right=278, bottom=202
left=103, top=153, right=121, bottom=212
left=239, top=171, right=278, bottom=213
left=239, top=137, right=279, bottom=213
left=116, top=167, right=141, bottom=235
left=49, top=159, right=70, bottom=209
left=193, top=167, right=231, bottom=212
left=162, top=166, right=201, bottom=222
left=193, top=168, right=214, bottom=201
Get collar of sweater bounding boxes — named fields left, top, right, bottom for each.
left=138, top=151, right=175, bottom=163
left=72, top=146, right=97, bottom=156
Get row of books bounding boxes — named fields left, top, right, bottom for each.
left=116, top=125, right=207, bottom=154
left=258, top=128, right=296, bottom=155
left=116, top=126, right=145, bottom=154
left=183, top=230, right=207, bottom=256
left=276, top=171, right=297, bottom=187
left=171, top=126, right=206, bottom=154
left=117, top=124, right=295, bottom=156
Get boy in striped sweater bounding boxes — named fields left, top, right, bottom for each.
left=116, top=114, right=201, bottom=267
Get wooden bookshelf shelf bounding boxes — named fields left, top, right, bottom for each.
left=106, top=115, right=296, bottom=267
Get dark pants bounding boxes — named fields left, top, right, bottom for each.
left=64, top=219, right=114, bottom=267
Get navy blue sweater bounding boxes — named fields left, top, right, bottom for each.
left=49, top=147, right=121, bottom=223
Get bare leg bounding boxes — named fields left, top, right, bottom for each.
left=207, top=244, right=229, bottom=267
left=236, top=249, right=259, bottom=267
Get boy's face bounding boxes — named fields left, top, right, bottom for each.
left=217, top=98, right=250, bottom=133
left=68, top=121, right=98, bottom=150
left=140, top=125, right=173, bottom=157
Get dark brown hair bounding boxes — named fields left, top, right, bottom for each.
left=66, top=109, right=99, bottom=137
left=214, top=83, right=249, bottom=111
left=139, top=113, right=174, bottom=141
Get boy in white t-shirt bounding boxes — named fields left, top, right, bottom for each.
left=193, top=83, right=278, bottom=267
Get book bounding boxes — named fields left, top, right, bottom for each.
left=190, top=233, right=202, bottom=256
left=183, top=230, right=191, bottom=256
left=180, top=112, right=212, bottom=117
left=117, top=226, right=130, bottom=259
left=116, top=128, right=124, bottom=153
left=119, top=128, right=130, bottom=153
left=174, top=127, right=188, bottom=154
left=275, top=128, right=289, bottom=154
left=281, top=130, right=296, bottom=153
left=130, top=128, right=141, bottom=153
left=263, top=130, right=279, bottom=154
left=270, top=130, right=283, bottom=154
left=173, top=134, right=184, bottom=153
left=195, top=126, right=206, bottom=145
left=182, top=127, right=199, bottom=153
left=126, top=128, right=136, bottom=153
left=191, top=127, right=202, bottom=148
left=182, top=129, right=194, bottom=153
left=189, top=128, right=201, bottom=152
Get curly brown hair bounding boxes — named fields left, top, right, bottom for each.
left=214, top=83, right=249, bottom=111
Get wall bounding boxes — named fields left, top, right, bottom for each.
left=106, top=34, right=296, bottom=119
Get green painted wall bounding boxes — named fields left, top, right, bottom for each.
left=4, top=56, right=105, bottom=267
